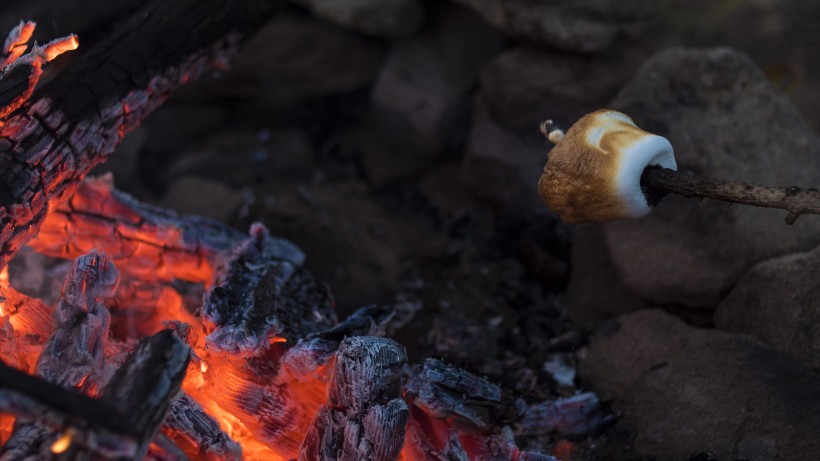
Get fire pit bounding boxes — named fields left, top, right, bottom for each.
left=0, top=1, right=607, bottom=460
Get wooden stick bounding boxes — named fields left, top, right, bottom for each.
left=641, top=167, right=820, bottom=224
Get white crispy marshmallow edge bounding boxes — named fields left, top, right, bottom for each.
left=615, top=134, right=677, bottom=218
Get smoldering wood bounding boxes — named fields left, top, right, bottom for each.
left=35, top=250, right=118, bottom=393
left=1, top=252, right=189, bottom=460
left=146, top=434, right=190, bottom=461
left=307, top=305, right=394, bottom=343
left=517, top=392, right=612, bottom=437
left=0, top=330, right=189, bottom=461
left=278, top=304, right=397, bottom=379
left=405, top=358, right=519, bottom=432
left=30, top=176, right=247, bottom=284
left=0, top=0, right=284, bottom=270
left=406, top=358, right=609, bottom=440
left=298, top=337, right=409, bottom=461
left=162, top=393, right=242, bottom=461
left=201, top=223, right=334, bottom=355
left=96, top=330, right=191, bottom=460
left=0, top=359, right=135, bottom=443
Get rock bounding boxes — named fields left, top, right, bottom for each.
left=253, top=181, right=432, bottom=312
left=715, top=245, right=820, bottom=370
left=159, top=128, right=315, bottom=190
left=160, top=176, right=243, bottom=223
left=182, top=11, right=384, bottom=112
left=581, top=309, right=820, bottom=461
left=603, top=47, right=820, bottom=307
left=291, top=0, right=424, bottom=38
left=460, top=98, right=546, bottom=211
left=480, top=45, right=647, bottom=138
left=358, top=2, right=504, bottom=186
left=450, top=0, right=658, bottom=52
left=566, top=225, right=647, bottom=328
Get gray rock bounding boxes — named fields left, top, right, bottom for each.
left=359, top=3, right=504, bottom=186
left=715, top=245, right=820, bottom=370
left=566, top=224, right=647, bottom=328
left=460, top=98, right=545, bottom=210
left=292, top=0, right=424, bottom=37
left=581, top=309, right=820, bottom=461
left=450, top=0, right=658, bottom=52
left=480, top=45, right=646, bottom=137
left=259, top=181, right=432, bottom=310
left=160, top=176, right=243, bottom=223
left=186, top=12, right=384, bottom=110
left=604, top=47, right=820, bottom=308
left=160, top=128, right=315, bottom=190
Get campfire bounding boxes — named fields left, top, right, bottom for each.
left=0, top=2, right=607, bottom=460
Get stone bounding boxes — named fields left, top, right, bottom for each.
left=460, top=98, right=546, bottom=211
left=581, top=309, right=820, bottom=461
left=358, top=2, right=504, bottom=186
left=184, top=12, right=384, bottom=112
left=603, top=47, right=820, bottom=308
left=292, top=0, right=425, bottom=38
left=715, top=245, right=820, bottom=370
left=566, top=225, right=647, bottom=328
left=160, top=176, right=243, bottom=223
left=450, top=0, right=658, bottom=52
left=480, top=45, right=647, bottom=138
left=257, top=181, right=432, bottom=311
left=159, top=128, right=315, bottom=190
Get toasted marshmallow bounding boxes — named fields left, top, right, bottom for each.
left=538, top=110, right=676, bottom=224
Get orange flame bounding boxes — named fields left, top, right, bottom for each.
left=42, top=35, right=79, bottom=62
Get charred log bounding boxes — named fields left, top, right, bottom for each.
left=96, top=329, right=190, bottom=460
left=30, top=175, right=246, bottom=284
left=0, top=330, right=189, bottom=461
left=0, top=0, right=283, bottom=269
left=298, top=336, right=409, bottom=461
left=405, top=358, right=519, bottom=433
left=201, top=223, right=333, bottom=355
left=517, top=393, right=612, bottom=438
left=163, top=393, right=242, bottom=461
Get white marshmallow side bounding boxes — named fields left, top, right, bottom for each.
left=614, top=134, right=677, bottom=218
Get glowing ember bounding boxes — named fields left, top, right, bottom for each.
left=1, top=21, right=35, bottom=66
left=41, top=35, right=79, bottom=62
left=50, top=430, right=73, bottom=454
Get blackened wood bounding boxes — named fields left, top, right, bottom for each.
left=405, top=358, right=518, bottom=432
left=0, top=359, right=133, bottom=434
left=0, top=0, right=283, bottom=269
left=307, top=305, right=394, bottom=343
left=98, top=329, right=191, bottom=461
left=517, top=392, right=613, bottom=437
left=298, top=337, right=409, bottom=461
left=0, top=332, right=189, bottom=460
left=202, top=223, right=334, bottom=355
left=163, top=393, right=242, bottom=461
left=36, top=250, right=118, bottom=392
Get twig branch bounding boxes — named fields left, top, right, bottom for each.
left=641, top=167, right=820, bottom=224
